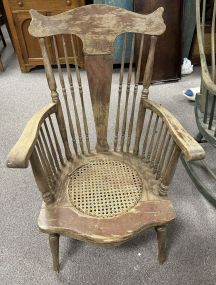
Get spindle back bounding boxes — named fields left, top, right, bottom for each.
left=29, top=4, right=166, bottom=154
left=196, top=0, right=216, bottom=140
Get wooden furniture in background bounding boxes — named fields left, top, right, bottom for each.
left=182, top=0, right=216, bottom=207
left=134, top=0, right=183, bottom=83
left=7, top=5, right=205, bottom=272
left=0, top=13, right=6, bottom=71
left=3, top=0, right=85, bottom=72
left=190, top=0, right=214, bottom=65
left=0, top=2, right=7, bottom=71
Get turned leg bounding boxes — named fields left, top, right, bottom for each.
left=155, top=226, right=166, bottom=264
left=0, top=28, right=6, bottom=47
left=49, top=233, right=60, bottom=272
left=0, top=58, right=4, bottom=72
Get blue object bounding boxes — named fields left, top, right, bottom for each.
left=93, top=0, right=133, bottom=63
left=185, top=89, right=194, bottom=97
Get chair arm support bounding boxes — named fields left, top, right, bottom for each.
left=142, top=99, right=205, bottom=161
left=7, top=103, right=57, bottom=168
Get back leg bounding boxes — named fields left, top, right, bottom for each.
left=49, top=233, right=60, bottom=272
left=0, top=57, right=4, bottom=72
left=155, top=225, right=166, bottom=264
left=0, top=28, right=6, bottom=47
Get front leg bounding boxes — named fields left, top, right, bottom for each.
left=155, top=226, right=166, bottom=264
left=49, top=233, right=60, bottom=272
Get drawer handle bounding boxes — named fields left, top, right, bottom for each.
left=17, top=1, right=23, bottom=7
left=66, top=0, right=72, bottom=5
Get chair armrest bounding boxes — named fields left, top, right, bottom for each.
left=7, top=103, right=57, bottom=168
left=143, top=99, right=205, bottom=161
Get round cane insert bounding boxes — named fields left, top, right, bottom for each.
left=67, top=160, right=143, bottom=218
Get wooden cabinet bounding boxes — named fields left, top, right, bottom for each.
left=134, top=0, right=182, bottom=83
left=12, top=11, right=48, bottom=65
left=3, top=0, right=85, bottom=72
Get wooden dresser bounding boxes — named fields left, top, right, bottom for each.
left=134, top=0, right=182, bottom=83
left=3, top=0, right=85, bottom=72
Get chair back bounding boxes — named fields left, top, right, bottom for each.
left=29, top=4, right=166, bottom=154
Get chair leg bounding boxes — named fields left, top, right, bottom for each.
left=0, top=28, right=6, bottom=47
left=155, top=226, right=166, bottom=264
left=0, top=57, right=4, bottom=72
left=49, top=233, right=60, bottom=272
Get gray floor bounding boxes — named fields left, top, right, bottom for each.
left=1, top=28, right=216, bottom=285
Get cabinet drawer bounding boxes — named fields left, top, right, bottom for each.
left=8, top=0, right=85, bottom=11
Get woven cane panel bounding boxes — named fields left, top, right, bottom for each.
left=67, top=160, right=143, bottom=218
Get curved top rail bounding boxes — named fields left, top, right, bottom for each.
left=29, top=4, right=166, bottom=55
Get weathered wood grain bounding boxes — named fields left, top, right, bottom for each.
left=7, top=103, right=57, bottom=168
left=6, top=4, right=206, bottom=273
left=127, top=34, right=144, bottom=152
left=120, top=33, right=135, bottom=152
left=29, top=5, right=166, bottom=55
left=30, top=148, right=54, bottom=204
left=155, top=226, right=166, bottom=264
left=142, top=36, right=157, bottom=99
left=114, top=33, right=127, bottom=152
left=143, top=99, right=205, bottom=161
left=85, top=54, right=113, bottom=152
left=39, top=200, right=175, bottom=245
left=49, top=234, right=60, bottom=272
left=196, top=0, right=216, bottom=94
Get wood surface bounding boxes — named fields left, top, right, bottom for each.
left=196, top=0, right=216, bottom=94
left=38, top=152, right=176, bottom=245
left=7, top=103, right=57, bottom=168
left=134, top=0, right=182, bottom=82
left=49, top=234, right=60, bottom=272
left=7, top=4, right=205, bottom=271
left=3, top=0, right=85, bottom=72
left=155, top=226, right=166, bottom=264
left=29, top=5, right=166, bottom=55
left=85, top=54, right=113, bottom=152
left=143, top=99, right=205, bottom=161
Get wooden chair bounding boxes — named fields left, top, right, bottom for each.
left=182, top=0, right=216, bottom=206
left=7, top=5, right=205, bottom=272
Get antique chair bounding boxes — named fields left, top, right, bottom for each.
left=7, top=5, right=205, bottom=272
left=182, top=0, right=216, bottom=206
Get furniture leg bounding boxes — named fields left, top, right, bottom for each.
left=0, top=27, right=6, bottom=47
left=195, top=132, right=207, bottom=143
left=155, top=226, right=166, bottom=264
left=0, top=57, right=4, bottom=71
left=49, top=233, right=60, bottom=272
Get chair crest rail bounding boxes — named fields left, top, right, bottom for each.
left=28, top=4, right=166, bottom=55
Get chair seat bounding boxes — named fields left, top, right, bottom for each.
left=38, top=152, right=176, bottom=245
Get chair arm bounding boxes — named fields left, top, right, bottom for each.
left=7, top=103, right=57, bottom=168
left=143, top=99, right=205, bottom=161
